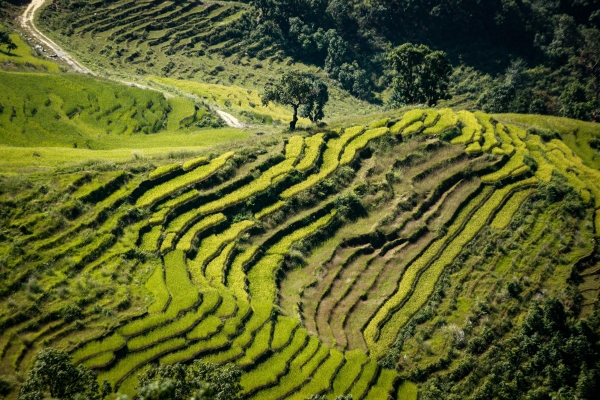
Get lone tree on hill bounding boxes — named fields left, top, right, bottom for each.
left=0, top=31, right=16, bottom=54
left=262, top=70, right=329, bottom=130
left=387, top=43, right=452, bottom=107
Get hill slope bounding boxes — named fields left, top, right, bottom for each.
left=1, top=105, right=599, bottom=398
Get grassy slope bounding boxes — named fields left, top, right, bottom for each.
left=0, top=3, right=599, bottom=399
left=497, top=114, right=600, bottom=170
left=0, top=103, right=598, bottom=400
left=35, top=0, right=379, bottom=124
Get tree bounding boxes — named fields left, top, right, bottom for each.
left=560, top=82, right=595, bottom=121
left=300, top=80, right=329, bottom=123
left=262, top=70, right=328, bottom=130
left=18, top=348, right=102, bottom=400
left=387, top=43, right=452, bottom=107
left=577, top=28, right=600, bottom=120
left=0, top=31, right=16, bottom=54
left=135, top=361, right=242, bottom=400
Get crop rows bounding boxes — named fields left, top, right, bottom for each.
left=6, top=107, right=600, bottom=400
left=136, top=152, right=234, bottom=208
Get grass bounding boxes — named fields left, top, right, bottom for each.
left=349, top=359, right=378, bottom=400
left=490, top=189, right=536, bottom=230
left=0, top=33, right=59, bottom=72
left=227, top=246, right=259, bottom=302
left=187, top=315, right=223, bottom=341
left=271, top=316, right=299, bottom=351
left=205, top=242, right=236, bottom=287
left=397, top=381, right=418, bottom=400
left=241, top=327, right=307, bottom=394
left=98, top=338, right=186, bottom=388
left=364, top=368, right=397, bottom=400
left=176, top=213, right=228, bottom=252
left=144, top=263, right=169, bottom=314
left=374, top=179, right=538, bottom=357
left=331, top=349, right=369, bottom=397
left=255, top=201, right=286, bottom=220
left=452, top=110, right=481, bottom=144
left=293, top=348, right=345, bottom=399
left=281, top=126, right=367, bottom=198
left=149, top=163, right=180, bottom=180
left=183, top=156, right=208, bottom=171
left=188, top=220, right=255, bottom=282
left=152, top=77, right=310, bottom=126
left=166, top=97, right=196, bottom=131
left=160, top=333, right=230, bottom=365
left=3, top=74, right=599, bottom=400
left=119, top=251, right=199, bottom=337
left=136, top=152, right=234, bottom=208
left=72, top=334, right=126, bottom=364
left=238, top=321, right=272, bottom=366
left=423, top=108, right=458, bottom=135
left=296, top=133, right=325, bottom=172
left=340, top=127, right=389, bottom=165
left=127, top=289, right=220, bottom=351
left=477, top=112, right=499, bottom=152
left=496, top=113, right=600, bottom=169
left=0, top=71, right=168, bottom=148
left=390, top=109, right=425, bottom=134
left=364, top=187, right=492, bottom=356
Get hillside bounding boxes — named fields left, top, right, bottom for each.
left=1, top=103, right=600, bottom=398
left=0, top=1, right=600, bottom=400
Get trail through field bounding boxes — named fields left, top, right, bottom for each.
left=21, top=0, right=93, bottom=74
left=21, top=0, right=254, bottom=122
left=216, top=110, right=245, bottom=128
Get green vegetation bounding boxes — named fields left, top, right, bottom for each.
left=387, top=43, right=452, bottom=107
left=136, top=152, right=234, bottom=208
left=262, top=70, right=329, bottom=130
left=2, top=6, right=600, bottom=396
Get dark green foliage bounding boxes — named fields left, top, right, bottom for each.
left=0, top=30, right=16, bottom=54
left=262, top=70, right=328, bottom=130
left=61, top=304, right=83, bottom=322
left=421, top=298, right=600, bottom=399
left=300, top=80, right=329, bottom=123
left=135, top=361, right=242, bottom=400
left=527, top=127, right=560, bottom=143
left=589, top=138, right=600, bottom=150
left=195, top=113, right=225, bottom=129
left=18, top=348, right=101, bottom=400
left=0, top=375, right=13, bottom=397
left=560, top=83, right=597, bottom=121
left=387, top=43, right=452, bottom=107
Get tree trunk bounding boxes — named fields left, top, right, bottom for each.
left=290, top=105, right=298, bottom=131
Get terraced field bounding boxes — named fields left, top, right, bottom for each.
left=38, top=0, right=271, bottom=83
left=1, top=107, right=599, bottom=399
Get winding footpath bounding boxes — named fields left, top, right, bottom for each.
left=20, top=0, right=245, bottom=128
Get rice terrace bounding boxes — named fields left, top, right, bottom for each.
left=1, top=1, right=600, bottom=399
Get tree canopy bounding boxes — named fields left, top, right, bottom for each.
left=262, top=70, right=329, bottom=130
left=134, top=361, right=242, bottom=400
left=387, top=43, right=452, bottom=107
left=18, top=348, right=106, bottom=400
left=0, top=30, right=16, bottom=54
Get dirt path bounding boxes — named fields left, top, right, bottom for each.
left=216, top=110, right=245, bottom=128
left=20, top=0, right=249, bottom=125
left=21, top=0, right=94, bottom=75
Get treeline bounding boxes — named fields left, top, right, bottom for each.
left=33, top=0, right=600, bottom=120
left=231, top=0, right=599, bottom=120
